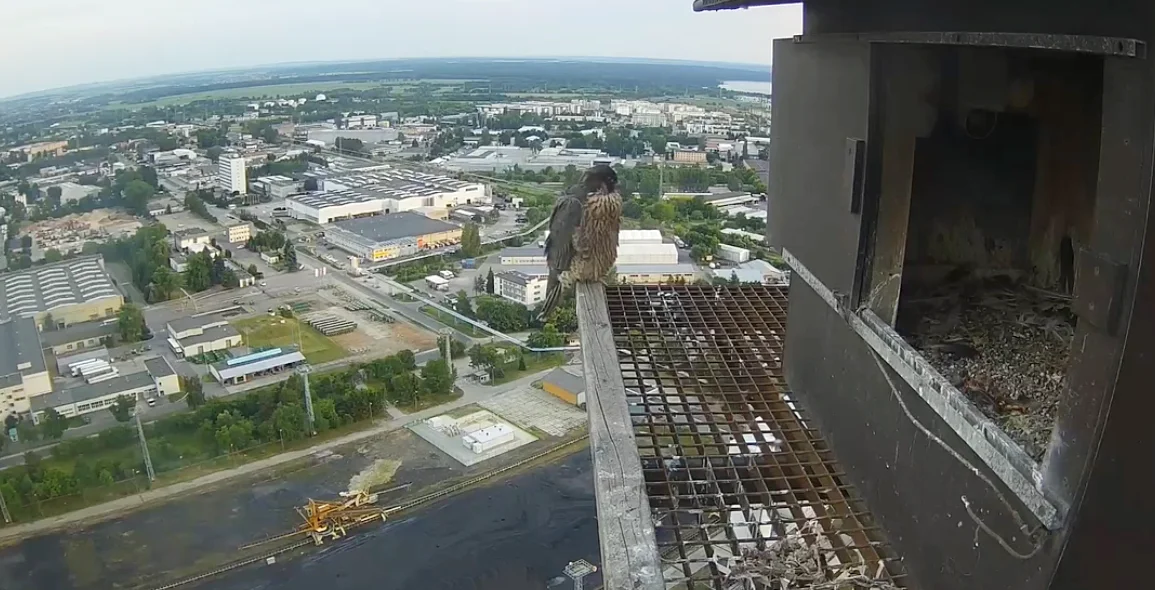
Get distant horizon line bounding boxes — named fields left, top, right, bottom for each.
left=4, top=55, right=771, bottom=101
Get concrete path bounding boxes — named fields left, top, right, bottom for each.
left=0, top=367, right=557, bottom=544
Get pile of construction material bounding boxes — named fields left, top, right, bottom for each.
left=307, top=314, right=357, bottom=336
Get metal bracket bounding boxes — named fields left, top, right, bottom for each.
left=1072, top=249, right=1128, bottom=336
left=845, top=138, right=866, bottom=214
left=794, top=32, right=1146, bottom=59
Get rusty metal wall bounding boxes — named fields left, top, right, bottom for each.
left=770, top=3, right=1155, bottom=589
left=804, top=0, right=1155, bottom=43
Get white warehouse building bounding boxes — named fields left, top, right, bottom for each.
left=499, top=230, right=676, bottom=267
left=289, top=166, right=487, bottom=224
left=463, top=423, right=516, bottom=454
left=616, top=243, right=679, bottom=266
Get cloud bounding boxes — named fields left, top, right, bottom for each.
left=0, top=0, right=801, bottom=97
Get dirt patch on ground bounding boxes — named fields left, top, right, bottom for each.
left=332, top=330, right=375, bottom=352
left=347, top=459, right=402, bottom=492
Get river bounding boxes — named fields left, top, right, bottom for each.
left=720, top=80, right=772, bottom=96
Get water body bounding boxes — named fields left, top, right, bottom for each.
left=0, top=436, right=598, bottom=590
left=720, top=80, right=773, bottom=96
left=204, top=451, right=599, bottom=590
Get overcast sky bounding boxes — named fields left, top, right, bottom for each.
left=0, top=0, right=802, bottom=98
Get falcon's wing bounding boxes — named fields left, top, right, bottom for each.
left=544, top=190, right=585, bottom=275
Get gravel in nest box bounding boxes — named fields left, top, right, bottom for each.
left=725, top=520, right=899, bottom=589
left=906, top=280, right=1073, bottom=461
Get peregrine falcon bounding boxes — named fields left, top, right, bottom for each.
left=537, top=164, right=623, bottom=321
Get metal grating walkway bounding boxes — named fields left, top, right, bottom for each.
left=604, top=284, right=908, bottom=589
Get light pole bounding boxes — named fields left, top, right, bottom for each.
left=563, top=560, right=596, bottom=590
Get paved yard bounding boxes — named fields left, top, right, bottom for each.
left=407, top=410, right=536, bottom=467
left=480, top=386, right=587, bottom=437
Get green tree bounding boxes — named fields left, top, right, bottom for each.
left=45, top=185, right=63, bottom=207
left=396, top=349, right=416, bottom=371
left=42, top=312, right=56, bottom=331
left=122, top=180, right=155, bottom=215
left=16, top=420, right=40, bottom=443
left=272, top=403, right=308, bottom=441
left=40, top=409, right=69, bottom=440
left=184, top=252, right=212, bottom=291
left=437, top=335, right=466, bottom=359
left=460, top=223, right=482, bottom=257
left=150, top=266, right=181, bottom=302
left=43, top=248, right=63, bottom=263
left=108, top=395, right=135, bottom=422
left=454, top=290, right=474, bottom=317
left=389, top=372, right=421, bottom=405
left=313, top=398, right=340, bottom=432
left=282, top=242, right=298, bottom=272
left=139, top=166, right=159, bottom=188
left=421, top=359, right=454, bottom=396
left=181, top=375, right=206, bottom=409
left=527, top=324, right=565, bottom=348
left=485, top=269, right=495, bottom=294
left=118, top=303, right=146, bottom=342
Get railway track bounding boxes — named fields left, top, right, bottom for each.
left=147, top=435, right=590, bottom=590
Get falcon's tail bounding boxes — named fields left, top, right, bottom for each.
left=537, top=270, right=564, bottom=323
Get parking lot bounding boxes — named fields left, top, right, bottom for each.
left=156, top=210, right=221, bottom=234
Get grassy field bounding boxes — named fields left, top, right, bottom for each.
left=232, top=316, right=348, bottom=364
left=105, top=78, right=478, bottom=109
left=419, top=306, right=486, bottom=337
left=492, top=352, right=566, bottom=385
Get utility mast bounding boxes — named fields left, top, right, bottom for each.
left=135, top=403, right=155, bottom=482
left=299, top=364, right=316, bottom=432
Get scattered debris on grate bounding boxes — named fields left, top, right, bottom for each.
left=898, top=275, right=1074, bottom=460
left=606, top=285, right=908, bottom=590
left=727, top=518, right=899, bottom=590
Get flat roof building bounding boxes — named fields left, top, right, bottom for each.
left=442, top=146, right=621, bottom=173
left=498, top=246, right=547, bottom=266
left=227, top=223, right=252, bottom=244
left=289, top=166, right=486, bottom=224
left=324, top=212, right=464, bottom=262
left=0, top=255, right=123, bottom=330
left=494, top=270, right=549, bottom=306
left=30, top=371, right=156, bottom=422
left=40, top=319, right=118, bottom=356
left=217, top=153, right=247, bottom=195
left=166, top=312, right=242, bottom=358
left=143, top=356, right=181, bottom=397
left=0, top=316, right=52, bottom=414
left=210, top=346, right=306, bottom=385
left=615, top=263, right=697, bottom=285
left=542, top=367, right=586, bottom=407
left=253, top=175, right=298, bottom=199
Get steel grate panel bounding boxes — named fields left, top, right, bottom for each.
left=605, top=284, right=908, bottom=589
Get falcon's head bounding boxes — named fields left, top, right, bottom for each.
left=580, top=164, right=618, bottom=195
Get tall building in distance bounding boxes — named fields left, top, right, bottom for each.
left=217, top=153, right=247, bottom=195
